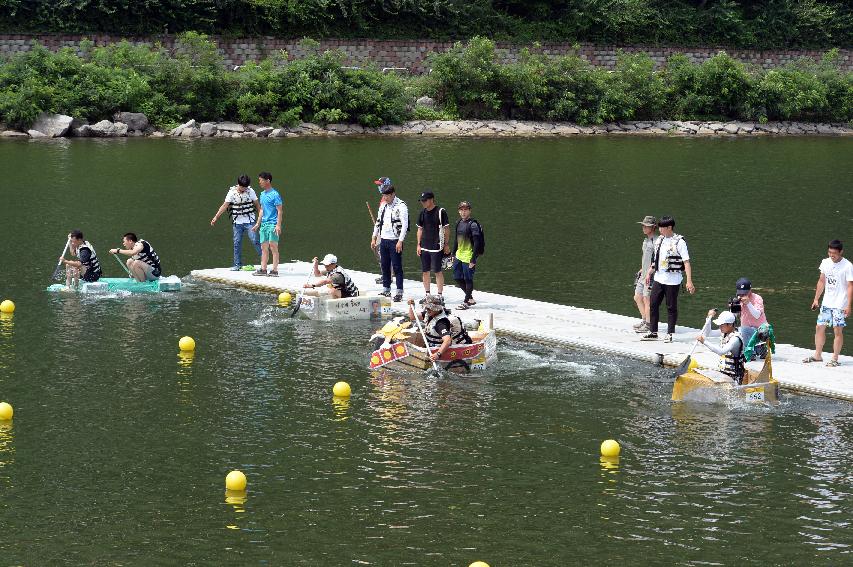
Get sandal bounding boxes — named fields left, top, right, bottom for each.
left=826, top=360, right=840, bottom=367
left=802, top=356, right=822, bottom=363
left=252, top=269, right=268, bottom=276
left=466, top=298, right=477, bottom=306
left=456, top=303, right=469, bottom=310
left=268, top=270, right=279, bottom=277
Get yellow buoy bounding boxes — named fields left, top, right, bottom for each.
left=469, top=562, right=491, bottom=567
left=333, top=381, right=351, bottom=398
left=0, top=300, right=15, bottom=314
left=600, top=439, right=621, bottom=458
left=225, top=470, right=247, bottom=491
left=178, top=336, right=196, bottom=352
left=278, top=292, right=292, bottom=305
left=0, top=402, right=13, bottom=421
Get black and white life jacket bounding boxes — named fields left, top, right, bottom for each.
left=133, top=239, right=161, bottom=275
left=329, top=266, right=359, bottom=298
left=228, top=187, right=256, bottom=223
left=718, top=331, right=745, bottom=384
left=78, top=241, right=102, bottom=277
left=376, top=198, right=408, bottom=239
left=654, top=234, right=686, bottom=273
left=423, top=311, right=472, bottom=347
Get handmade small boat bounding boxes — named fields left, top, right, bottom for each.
left=368, top=316, right=497, bottom=373
left=294, top=293, right=392, bottom=321
left=46, top=275, right=182, bottom=294
left=671, top=352, right=780, bottom=404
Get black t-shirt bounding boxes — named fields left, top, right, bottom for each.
left=417, top=206, right=449, bottom=251
left=433, top=318, right=451, bottom=337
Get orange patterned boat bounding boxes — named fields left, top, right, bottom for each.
left=368, top=316, right=497, bottom=373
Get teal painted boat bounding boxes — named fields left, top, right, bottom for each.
left=46, top=275, right=182, bottom=294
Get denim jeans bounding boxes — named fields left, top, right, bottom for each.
left=232, top=222, right=261, bottom=267
left=379, top=238, right=404, bottom=292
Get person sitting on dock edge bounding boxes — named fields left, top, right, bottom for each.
left=452, top=201, right=484, bottom=310
left=304, top=254, right=360, bottom=299
left=252, top=171, right=282, bottom=277
left=407, top=295, right=471, bottom=361
left=804, top=239, right=853, bottom=367
left=371, top=180, right=408, bottom=302
left=210, top=173, right=261, bottom=271
left=642, top=215, right=695, bottom=343
left=697, top=310, right=746, bottom=384
left=59, top=230, right=102, bottom=289
left=633, top=215, right=657, bottom=333
left=110, top=233, right=161, bottom=282
left=416, top=190, right=450, bottom=298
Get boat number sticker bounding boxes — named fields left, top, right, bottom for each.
left=745, top=388, right=765, bottom=402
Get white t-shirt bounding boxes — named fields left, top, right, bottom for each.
left=225, top=186, right=258, bottom=224
left=819, top=256, right=853, bottom=309
left=652, top=234, right=690, bottom=286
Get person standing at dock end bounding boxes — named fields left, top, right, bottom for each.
left=371, top=181, right=409, bottom=302
left=633, top=215, right=657, bottom=333
left=252, top=171, right=282, bottom=277
left=803, top=239, right=853, bottom=367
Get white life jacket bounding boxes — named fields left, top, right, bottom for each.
left=718, top=331, right=745, bottom=383
left=132, top=239, right=161, bottom=275
left=654, top=234, right=685, bottom=273
left=77, top=241, right=102, bottom=276
left=423, top=310, right=471, bottom=347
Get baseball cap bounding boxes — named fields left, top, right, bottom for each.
left=422, top=294, right=443, bottom=310
left=638, top=215, right=657, bottom=227
left=321, top=253, right=338, bottom=265
left=374, top=177, right=393, bottom=194
left=713, top=311, right=737, bottom=326
left=419, top=191, right=435, bottom=202
left=458, top=200, right=472, bottom=209
left=735, top=277, right=751, bottom=295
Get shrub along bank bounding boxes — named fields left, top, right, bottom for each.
left=0, top=35, right=850, bottom=131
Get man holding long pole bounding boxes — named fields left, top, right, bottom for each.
left=370, top=177, right=408, bottom=303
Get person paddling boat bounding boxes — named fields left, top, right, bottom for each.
left=303, top=253, right=360, bottom=299
left=406, top=295, right=471, bottom=361
left=59, top=230, right=102, bottom=290
left=110, top=233, right=162, bottom=282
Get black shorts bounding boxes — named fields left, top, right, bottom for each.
left=420, top=250, right=443, bottom=273
left=83, top=269, right=101, bottom=283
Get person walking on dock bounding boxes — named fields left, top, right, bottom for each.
left=371, top=181, right=409, bottom=302
left=641, top=215, right=695, bottom=343
left=452, top=201, right=484, bottom=310
left=252, top=172, right=282, bottom=277
left=804, top=239, right=853, bottom=367
left=416, top=191, right=450, bottom=298
left=633, top=215, right=657, bottom=333
left=210, top=174, right=261, bottom=271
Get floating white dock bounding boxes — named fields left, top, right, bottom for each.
left=191, top=262, right=853, bottom=402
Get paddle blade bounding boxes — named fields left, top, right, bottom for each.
left=290, top=292, right=304, bottom=317
left=674, top=355, right=692, bottom=377
left=51, top=265, right=65, bottom=281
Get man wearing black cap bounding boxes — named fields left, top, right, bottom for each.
left=416, top=191, right=450, bottom=297
left=371, top=179, right=409, bottom=302
left=735, top=277, right=767, bottom=347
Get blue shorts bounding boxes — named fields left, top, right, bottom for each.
left=817, top=306, right=846, bottom=327
left=453, top=258, right=476, bottom=281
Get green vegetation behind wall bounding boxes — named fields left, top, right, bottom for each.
left=0, top=35, right=850, bottom=130
left=0, top=0, right=851, bottom=49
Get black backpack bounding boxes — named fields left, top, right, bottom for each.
left=473, top=219, right=485, bottom=255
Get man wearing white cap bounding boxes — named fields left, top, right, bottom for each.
left=304, top=254, right=359, bottom=299
left=697, top=310, right=746, bottom=384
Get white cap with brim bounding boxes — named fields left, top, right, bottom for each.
left=713, top=311, right=737, bottom=326
left=321, top=253, right=338, bottom=265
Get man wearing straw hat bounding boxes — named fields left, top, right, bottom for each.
left=632, top=215, right=657, bottom=333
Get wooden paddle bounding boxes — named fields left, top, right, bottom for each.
left=52, top=237, right=71, bottom=280
left=112, top=250, right=133, bottom=278
left=290, top=270, right=316, bottom=318
left=674, top=316, right=712, bottom=376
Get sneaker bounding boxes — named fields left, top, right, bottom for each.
left=663, top=333, right=674, bottom=343
left=375, top=277, right=384, bottom=284
left=640, top=332, right=658, bottom=341
left=268, top=270, right=279, bottom=277
left=230, top=265, right=241, bottom=271
left=252, top=269, right=268, bottom=276
left=393, top=293, right=403, bottom=302
left=466, top=298, right=477, bottom=306
left=457, top=303, right=470, bottom=310
left=634, top=322, right=650, bottom=333
left=632, top=320, right=645, bottom=330
left=378, top=290, right=391, bottom=297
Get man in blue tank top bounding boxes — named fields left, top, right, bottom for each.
left=252, top=171, right=283, bottom=277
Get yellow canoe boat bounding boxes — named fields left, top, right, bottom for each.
left=672, top=352, right=780, bottom=404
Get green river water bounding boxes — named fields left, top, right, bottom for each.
left=0, top=136, right=851, bottom=565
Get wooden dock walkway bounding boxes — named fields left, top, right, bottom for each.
left=191, top=262, right=853, bottom=402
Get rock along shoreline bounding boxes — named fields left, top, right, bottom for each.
left=3, top=113, right=852, bottom=140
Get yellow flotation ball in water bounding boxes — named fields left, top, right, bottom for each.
left=0, top=300, right=15, bottom=314
left=0, top=402, right=12, bottom=421
left=225, top=470, right=247, bottom=491
left=278, top=292, right=292, bottom=306
left=688, top=358, right=699, bottom=371
left=333, top=381, right=352, bottom=398
left=600, top=439, right=621, bottom=458
left=469, top=562, right=490, bottom=567
left=178, top=336, right=196, bottom=352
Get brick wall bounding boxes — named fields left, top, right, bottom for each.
left=0, top=34, right=849, bottom=72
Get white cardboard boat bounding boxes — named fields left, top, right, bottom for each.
left=295, top=293, right=393, bottom=321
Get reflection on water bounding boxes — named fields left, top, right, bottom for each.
left=0, top=313, right=13, bottom=371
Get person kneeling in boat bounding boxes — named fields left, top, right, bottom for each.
left=407, top=295, right=471, bottom=361
left=110, top=233, right=162, bottom=282
left=59, top=230, right=102, bottom=289
left=303, top=254, right=359, bottom=299
left=697, top=309, right=746, bottom=384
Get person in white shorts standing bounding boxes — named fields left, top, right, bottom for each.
left=804, top=239, right=853, bottom=367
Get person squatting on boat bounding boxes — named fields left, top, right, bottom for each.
left=642, top=215, right=695, bottom=343
left=252, top=171, right=283, bottom=277
left=59, top=230, right=102, bottom=289
left=303, top=254, right=360, bottom=299
left=407, top=295, right=472, bottom=361
left=210, top=173, right=262, bottom=271
left=416, top=191, right=451, bottom=298
left=110, top=233, right=161, bottom=282
left=371, top=179, right=409, bottom=302
left=804, top=239, right=853, bottom=367
left=632, top=215, right=657, bottom=333
left=697, top=310, right=746, bottom=384
left=453, top=201, right=484, bottom=310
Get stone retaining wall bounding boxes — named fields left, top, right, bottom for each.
left=0, top=34, right=849, bottom=72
